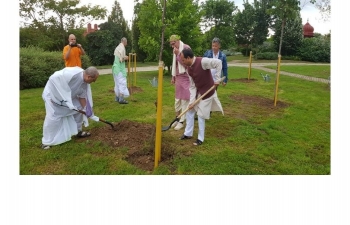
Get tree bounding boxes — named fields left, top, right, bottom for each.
left=131, top=0, right=147, bottom=62
left=85, top=0, right=131, bottom=66
left=268, top=0, right=301, bottom=55
left=233, top=0, right=274, bottom=55
left=251, top=0, right=274, bottom=48
left=19, top=0, right=107, bottom=49
left=137, top=0, right=202, bottom=72
left=233, top=1, right=255, bottom=55
left=310, top=0, right=330, bottom=21
left=108, top=0, right=131, bottom=44
left=272, top=11, right=303, bottom=56
left=200, top=0, right=237, bottom=49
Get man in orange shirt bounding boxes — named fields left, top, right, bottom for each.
left=62, top=34, right=85, bottom=68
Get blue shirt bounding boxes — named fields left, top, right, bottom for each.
left=203, top=50, right=228, bottom=83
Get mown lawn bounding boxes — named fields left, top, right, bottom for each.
left=19, top=65, right=330, bottom=175
left=264, top=65, right=330, bottom=79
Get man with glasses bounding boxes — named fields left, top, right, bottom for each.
left=169, top=34, right=191, bottom=131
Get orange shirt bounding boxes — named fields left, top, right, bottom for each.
left=63, top=45, right=83, bottom=67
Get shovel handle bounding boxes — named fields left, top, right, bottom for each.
left=176, top=77, right=225, bottom=119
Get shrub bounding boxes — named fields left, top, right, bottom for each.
left=255, top=52, right=278, bottom=60
left=257, top=41, right=275, bottom=53
left=297, top=36, right=330, bottom=63
left=281, top=55, right=301, bottom=61
left=240, top=48, right=256, bottom=56
left=20, top=47, right=92, bottom=90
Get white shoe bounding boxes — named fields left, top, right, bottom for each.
left=171, top=121, right=178, bottom=128
left=174, top=122, right=184, bottom=130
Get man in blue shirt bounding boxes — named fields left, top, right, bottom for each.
left=203, top=37, right=228, bottom=87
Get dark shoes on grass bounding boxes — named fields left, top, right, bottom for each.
left=77, top=131, right=91, bottom=138
left=179, top=135, right=203, bottom=146
left=179, top=135, right=192, bottom=140
left=193, top=139, right=203, bottom=146
left=116, top=96, right=128, bottom=104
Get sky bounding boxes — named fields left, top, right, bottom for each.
left=80, top=0, right=331, bottom=35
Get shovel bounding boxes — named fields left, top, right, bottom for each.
left=162, top=77, right=225, bottom=131
left=51, top=100, right=116, bottom=130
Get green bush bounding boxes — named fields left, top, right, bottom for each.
left=255, top=52, right=278, bottom=60
left=239, top=48, right=256, bottom=56
left=297, top=36, right=330, bottom=63
left=20, top=47, right=92, bottom=90
left=281, top=55, right=301, bottom=61
left=257, top=41, right=275, bottom=53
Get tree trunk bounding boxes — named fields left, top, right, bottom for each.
left=278, top=18, right=285, bottom=55
left=159, top=0, right=166, bottom=62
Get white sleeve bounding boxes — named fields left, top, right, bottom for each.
left=201, top=57, right=222, bottom=83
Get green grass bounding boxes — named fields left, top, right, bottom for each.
left=20, top=65, right=330, bottom=175
left=226, top=54, right=315, bottom=64
left=264, top=65, right=330, bottom=79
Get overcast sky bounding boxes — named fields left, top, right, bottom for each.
left=80, top=0, right=331, bottom=35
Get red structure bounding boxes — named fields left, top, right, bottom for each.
left=303, top=20, right=314, bottom=38
left=83, top=23, right=98, bottom=36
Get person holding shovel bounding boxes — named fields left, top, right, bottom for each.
left=179, top=48, right=224, bottom=146
left=41, top=66, right=99, bottom=150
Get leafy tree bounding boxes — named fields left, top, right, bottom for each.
left=233, top=1, right=255, bottom=55
left=108, top=0, right=131, bottom=46
left=85, top=30, right=116, bottom=66
left=268, top=0, right=301, bottom=55
left=297, top=34, right=330, bottom=62
left=310, top=0, right=330, bottom=21
left=137, top=0, right=202, bottom=72
left=272, top=11, right=303, bottom=56
left=85, top=0, right=131, bottom=66
left=131, top=0, right=147, bottom=62
left=251, top=0, right=274, bottom=48
left=19, top=0, right=107, bottom=50
left=200, top=0, right=237, bottom=49
left=137, top=0, right=162, bottom=62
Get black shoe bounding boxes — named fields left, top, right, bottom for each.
left=179, top=135, right=192, bottom=140
left=193, top=139, right=203, bottom=146
left=119, top=99, right=128, bottom=104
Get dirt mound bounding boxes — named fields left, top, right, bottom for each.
left=76, top=119, right=174, bottom=171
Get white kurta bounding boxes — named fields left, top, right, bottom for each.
left=42, top=67, right=93, bottom=146
left=188, top=57, right=224, bottom=120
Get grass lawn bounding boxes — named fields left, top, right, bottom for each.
left=264, top=65, right=331, bottom=79
left=19, top=65, right=330, bottom=175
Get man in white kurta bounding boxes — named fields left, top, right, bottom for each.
left=112, top=37, right=129, bottom=104
left=179, top=48, right=224, bottom=146
left=41, top=66, right=99, bottom=149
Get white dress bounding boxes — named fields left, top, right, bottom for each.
left=42, top=67, right=93, bottom=146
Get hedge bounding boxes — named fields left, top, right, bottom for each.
left=20, top=46, right=92, bottom=89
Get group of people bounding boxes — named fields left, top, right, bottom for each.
left=41, top=33, right=229, bottom=149
left=169, top=34, right=228, bottom=146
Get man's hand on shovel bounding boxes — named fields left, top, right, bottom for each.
left=162, top=77, right=225, bottom=131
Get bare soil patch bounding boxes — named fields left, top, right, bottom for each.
left=75, top=120, right=174, bottom=172
left=75, top=94, right=289, bottom=172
